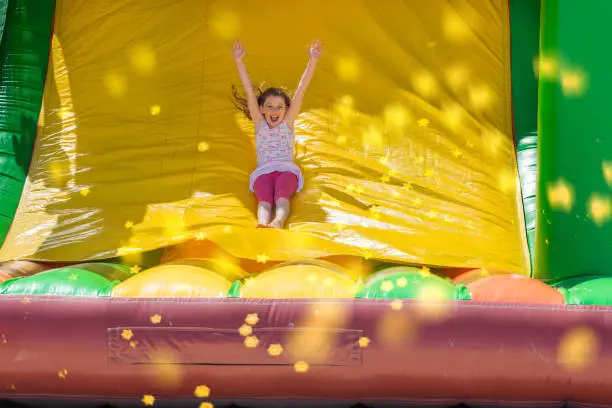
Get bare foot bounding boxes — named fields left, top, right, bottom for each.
left=256, top=223, right=270, bottom=228
left=269, top=218, right=284, bottom=229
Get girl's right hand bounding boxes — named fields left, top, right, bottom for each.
left=232, top=40, right=246, bottom=62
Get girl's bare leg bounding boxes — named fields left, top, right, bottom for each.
left=257, top=202, right=273, bottom=227
left=269, top=198, right=290, bottom=228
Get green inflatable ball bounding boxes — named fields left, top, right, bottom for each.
left=69, top=262, right=133, bottom=281
left=552, top=275, right=612, bottom=306
left=0, top=267, right=119, bottom=296
left=356, top=266, right=470, bottom=300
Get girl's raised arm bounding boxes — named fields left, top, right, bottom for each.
left=286, top=40, right=324, bottom=124
left=233, top=41, right=263, bottom=126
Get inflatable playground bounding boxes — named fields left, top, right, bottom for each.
left=1, top=0, right=612, bottom=407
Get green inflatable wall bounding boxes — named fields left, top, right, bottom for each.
left=0, top=0, right=55, bottom=247
left=537, top=0, right=612, bottom=280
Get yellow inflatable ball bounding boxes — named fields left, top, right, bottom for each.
left=112, top=261, right=232, bottom=298
left=240, top=260, right=358, bottom=299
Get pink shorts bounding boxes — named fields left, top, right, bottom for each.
left=253, top=171, right=299, bottom=204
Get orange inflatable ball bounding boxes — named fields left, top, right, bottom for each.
left=467, top=274, right=565, bottom=304
left=112, top=262, right=233, bottom=297
left=238, top=258, right=281, bottom=274
left=0, top=260, right=63, bottom=278
left=161, top=239, right=235, bottom=264
left=452, top=268, right=509, bottom=285
left=239, top=260, right=358, bottom=299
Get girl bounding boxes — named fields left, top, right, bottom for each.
left=232, top=40, right=323, bottom=228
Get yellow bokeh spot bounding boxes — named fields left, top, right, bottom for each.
left=442, top=7, right=472, bottom=42
left=294, top=361, right=310, bottom=373
left=58, top=369, right=68, bottom=379
left=130, top=341, right=138, bottom=348
left=561, top=68, right=587, bottom=97
left=469, top=84, right=495, bottom=111
left=335, top=56, right=361, bottom=83
left=498, top=169, right=515, bottom=195
left=286, top=303, right=348, bottom=364
left=150, top=349, right=183, bottom=390
left=150, top=314, right=162, bottom=324
left=121, top=329, right=134, bottom=341
left=130, top=265, right=141, bottom=274
left=256, top=254, right=268, bottom=264
left=150, top=105, right=161, bottom=116
left=384, top=104, right=412, bottom=130
left=199, top=403, right=214, bottom=408
left=558, top=326, right=599, bottom=371
left=416, top=286, right=451, bottom=322
left=362, top=124, right=384, bottom=150
left=194, top=385, right=211, bottom=398
left=482, top=129, right=505, bottom=156
left=390, top=299, right=403, bottom=310
left=547, top=178, right=574, bottom=212
left=377, top=313, right=415, bottom=347
left=267, top=343, right=283, bottom=356
left=334, top=95, right=356, bottom=121
left=442, top=102, right=463, bottom=130
left=103, top=72, right=127, bottom=98
left=397, top=278, right=407, bottom=287
left=238, top=324, right=252, bottom=337
left=79, top=187, right=90, bottom=196
left=198, top=141, right=210, bottom=152
left=445, top=64, right=469, bottom=91
left=208, top=6, right=240, bottom=39
left=588, top=194, right=611, bottom=227
left=603, top=161, right=612, bottom=186
left=380, top=280, right=394, bottom=292
left=124, top=220, right=134, bottom=229
left=534, top=55, right=559, bottom=79
left=129, top=43, right=156, bottom=75
left=244, top=335, right=259, bottom=348
left=119, top=247, right=143, bottom=267
left=245, top=313, right=259, bottom=326
left=413, top=71, right=438, bottom=98
left=142, top=395, right=155, bottom=406
left=358, top=336, right=371, bottom=348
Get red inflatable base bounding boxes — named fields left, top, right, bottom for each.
left=1, top=296, right=612, bottom=407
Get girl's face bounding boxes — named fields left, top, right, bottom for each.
left=260, top=96, right=287, bottom=127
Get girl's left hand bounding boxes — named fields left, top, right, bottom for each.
left=309, top=40, right=324, bottom=60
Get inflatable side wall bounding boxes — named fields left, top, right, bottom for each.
left=0, top=0, right=54, bottom=246
left=536, top=0, right=612, bottom=280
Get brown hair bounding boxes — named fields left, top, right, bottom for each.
left=231, top=85, right=292, bottom=120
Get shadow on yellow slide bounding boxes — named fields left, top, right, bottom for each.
left=0, top=0, right=529, bottom=275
